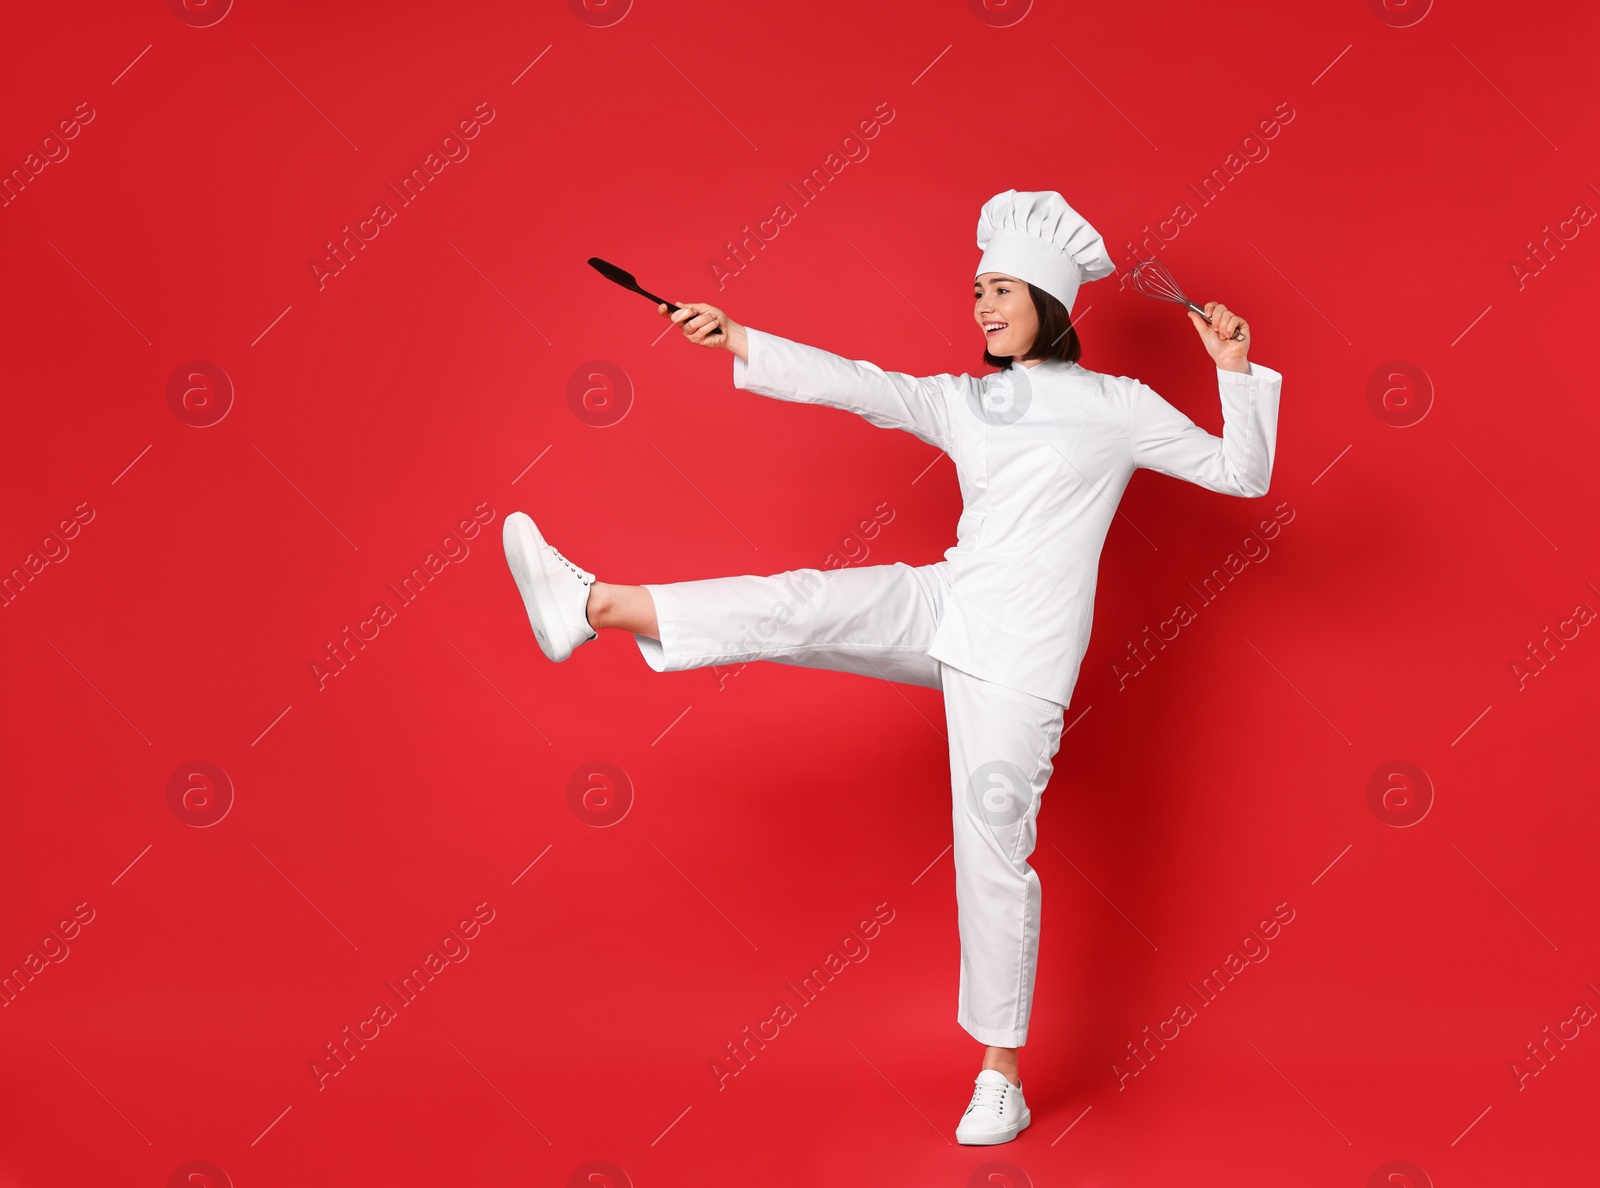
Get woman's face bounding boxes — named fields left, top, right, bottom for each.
left=973, top=273, right=1038, bottom=359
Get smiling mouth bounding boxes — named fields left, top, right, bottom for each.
left=983, top=322, right=1008, bottom=336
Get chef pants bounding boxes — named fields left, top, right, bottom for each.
left=632, top=561, right=1066, bottom=1048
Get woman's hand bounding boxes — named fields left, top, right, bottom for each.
left=1187, top=301, right=1250, bottom=373
left=658, top=301, right=749, bottom=361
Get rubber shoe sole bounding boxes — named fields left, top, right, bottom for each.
left=953, top=1107, right=1030, bottom=1152
left=956, top=1104, right=1030, bottom=1145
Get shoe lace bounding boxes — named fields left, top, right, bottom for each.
left=547, top=546, right=590, bottom=582
left=967, top=1079, right=1010, bottom=1115
left=546, top=545, right=596, bottom=636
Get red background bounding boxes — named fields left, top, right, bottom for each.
left=3, top=1, right=1598, bottom=1184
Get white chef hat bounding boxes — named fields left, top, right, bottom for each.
left=974, top=189, right=1116, bottom=314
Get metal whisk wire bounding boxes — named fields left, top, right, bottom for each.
left=1129, top=258, right=1246, bottom=341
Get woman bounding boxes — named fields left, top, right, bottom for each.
left=502, top=189, right=1284, bottom=1145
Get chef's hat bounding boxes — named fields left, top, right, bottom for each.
left=974, top=189, right=1115, bottom=314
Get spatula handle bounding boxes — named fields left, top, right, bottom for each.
left=592, top=259, right=721, bottom=336
left=633, top=284, right=678, bottom=313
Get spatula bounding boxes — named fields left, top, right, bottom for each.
left=587, top=257, right=722, bottom=338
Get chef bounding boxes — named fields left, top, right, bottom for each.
left=500, top=189, right=1283, bottom=1145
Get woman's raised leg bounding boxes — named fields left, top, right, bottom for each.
left=587, top=582, right=657, bottom=639
left=503, top=510, right=950, bottom=688
left=631, top=562, right=949, bottom=690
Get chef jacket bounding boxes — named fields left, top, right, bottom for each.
left=731, top=326, right=1283, bottom=707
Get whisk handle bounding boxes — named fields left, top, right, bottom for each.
left=1187, top=300, right=1247, bottom=342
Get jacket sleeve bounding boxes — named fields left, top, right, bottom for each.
left=731, top=326, right=957, bottom=451
left=1128, top=362, right=1282, bottom=497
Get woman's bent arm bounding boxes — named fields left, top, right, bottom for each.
left=1129, top=363, right=1283, bottom=496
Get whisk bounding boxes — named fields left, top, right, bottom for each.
left=1128, top=258, right=1246, bottom=341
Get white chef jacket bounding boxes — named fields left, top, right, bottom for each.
left=731, top=327, right=1283, bottom=707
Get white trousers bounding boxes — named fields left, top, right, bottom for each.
left=633, top=561, right=1066, bottom=1047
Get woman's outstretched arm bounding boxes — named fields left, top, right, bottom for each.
left=659, top=300, right=958, bottom=452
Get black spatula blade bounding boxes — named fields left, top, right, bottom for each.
left=588, top=257, right=677, bottom=312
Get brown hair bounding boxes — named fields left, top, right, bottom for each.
left=983, top=282, right=1081, bottom=370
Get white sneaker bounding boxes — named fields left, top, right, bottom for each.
left=955, top=1069, right=1030, bottom=1145
left=502, top=511, right=598, bottom=663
